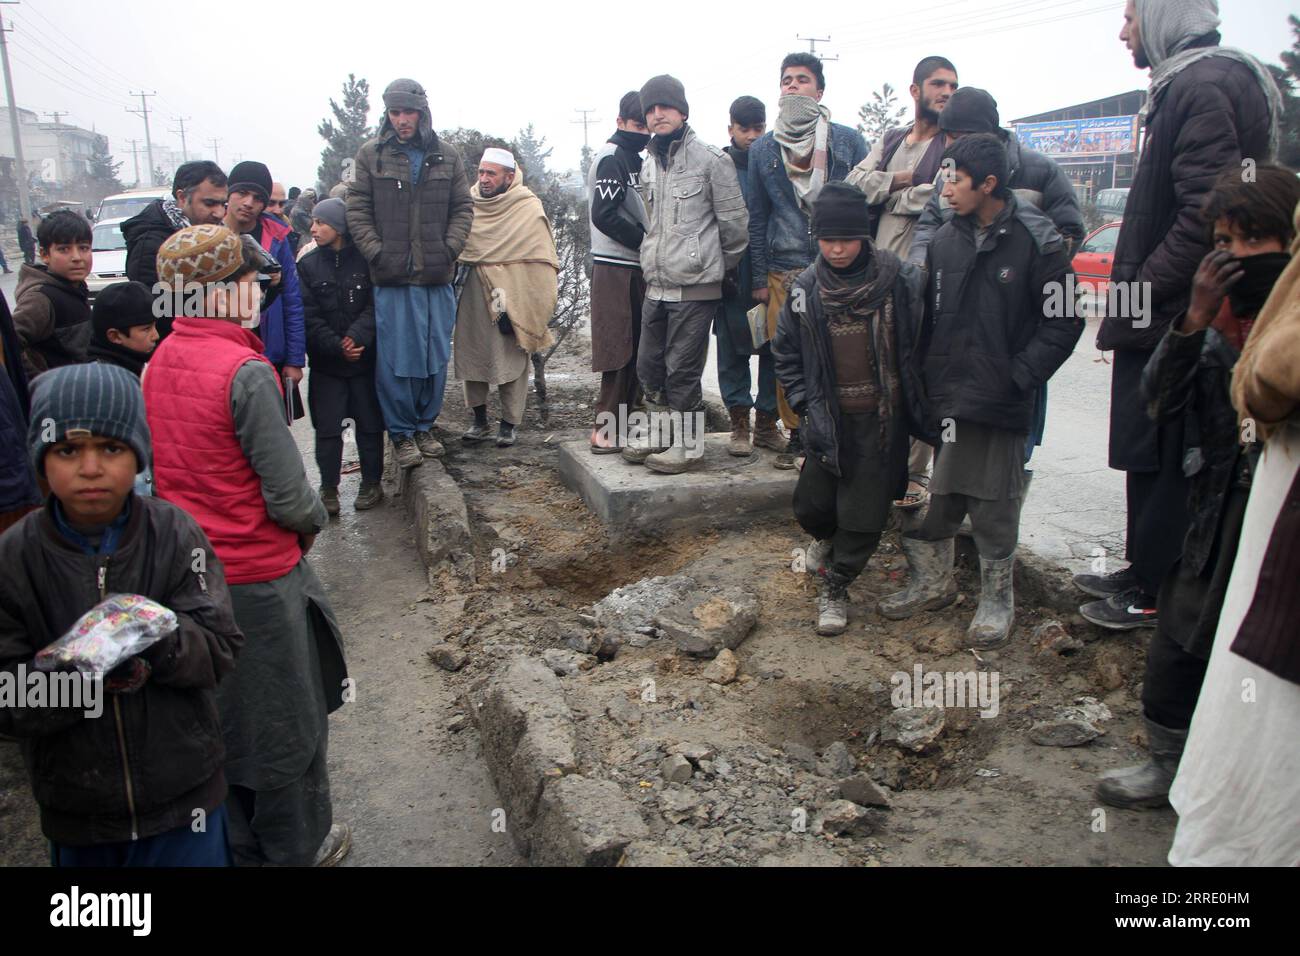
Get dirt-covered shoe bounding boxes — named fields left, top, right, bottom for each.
left=496, top=422, right=517, bottom=447
left=645, top=440, right=702, bottom=475
left=1096, top=718, right=1187, bottom=809
left=727, top=406, right=752, bottom=457
left=878, top=537, right=958, bottom=620
left=752, top=410, right=787, bottom=452
left=805, top=538, right=831, bottom=576
left=816, top=579, right=849, bottom=636
left=463, top=423, right=492, bottom=443
left=967, top=555, right=1015, bottom=649
left=774, top=427, right=801, bottom=469
left=320, top=486, right=340, bottom=516
left=354, top=482, right=384, bottom=511
left=312, top=822, right=352, bottom=867
left=1072, top=564, right=1139, bottom=599
left=394, top=437, right=423, bottom=469
left=414, top=430, right=444, bottom=458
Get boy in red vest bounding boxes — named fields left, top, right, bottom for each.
left=143, top=223, right=352, bottom=867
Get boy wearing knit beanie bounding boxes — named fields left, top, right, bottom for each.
left=299, top=198, right=384, bottom=514
left=0, top=361, right=243, bottom=865
left=143, top=223, right=353, bottom=867
left=771, top=182, right=932, bottom=635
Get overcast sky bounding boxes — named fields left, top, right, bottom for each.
left=4, top=0, right=1295, bottom=189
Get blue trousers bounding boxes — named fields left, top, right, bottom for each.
left=374, top=284, right=455, bottom=440
left=715, top=316, right=777, bottom=415
left=52, top=804, right=233, bottom=867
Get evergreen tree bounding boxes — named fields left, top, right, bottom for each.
left=857, top=83, right=909, bottom=147
left=317, top=74, right=373, bottom=193
left=1273, top=16, right=1300, bottom=169
left=513, top=124, right=554, bottom=188
left=580, top=144, right=594, bottom=180
left=75, top=135, right=123, bottom=207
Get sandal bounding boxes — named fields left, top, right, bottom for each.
left=590, top=428, right=623, bottom=455
left=893, top=475, right=930, bottom=511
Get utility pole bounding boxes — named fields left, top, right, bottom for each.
left=126, top=91, right=156, bottom=185
left=796, top=34, right=839, bottom=61
left=43, top=110, right=66, bottom=126
left=126, top=138, right=140, bottom=187
left=208, top=138, right=221, bottom=166
left=0, top=2, right=31, bottom=218
left=170, top=115, right=190, bottom=162
left=571, top=108, right=600, bottom=150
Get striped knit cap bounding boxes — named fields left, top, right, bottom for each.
left=156, top=223, right=245, bottom=288
left=27, top=363, right=151, bottom=476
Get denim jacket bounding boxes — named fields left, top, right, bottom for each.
left=745, top=123, right=868, bottom=288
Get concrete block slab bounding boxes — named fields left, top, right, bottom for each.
left=557, top=433, right=797, bottom=531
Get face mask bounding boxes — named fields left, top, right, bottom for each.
left=1229, top=252, right=1290, bottom=317
left=616, top=129, right=650, bottom=151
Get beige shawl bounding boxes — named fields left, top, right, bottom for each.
left=1232, top=202, right=1300, bottom=438
left=460, top=174, right=560, bottom=354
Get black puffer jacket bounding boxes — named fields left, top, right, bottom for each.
left=772, top=250, right=933, bottom=479
left=909, top=135, right=1086, bottom=265
left=1098, top=36, right=1274, bottom=353
left=0, top=496, right=243, bottom=845
left=922, top=193, right=1080, bottom=433
left=299, top=241, right=376, bottom=378
left=346, top=126, right=474, bottom=287
left=1142, top=319, right=1258, bottom=576
left=122, top=200, right=176, bottom=294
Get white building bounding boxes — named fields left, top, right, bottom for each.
left=0, top=107, right=102, bottom=186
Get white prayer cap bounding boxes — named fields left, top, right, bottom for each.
left=481, top=148, right=517, bottom=170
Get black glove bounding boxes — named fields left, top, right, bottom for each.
left=497, top=313, right=514, bottom=336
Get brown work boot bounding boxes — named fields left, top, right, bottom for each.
left=727, top=406, right=752, bottom=457
left=753, top=410, right=787, bottom=453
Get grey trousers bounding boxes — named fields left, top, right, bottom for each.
left=637, top=298, right=718, bottom=412
left=226, top=739, right=332, bottom=867
left=464, top=368, right=529, bottom=426
left=908, top=493, right=1022, bottom=560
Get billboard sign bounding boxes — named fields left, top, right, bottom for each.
left=1011, top=115, right=1139, bottom=158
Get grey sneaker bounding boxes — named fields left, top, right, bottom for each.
left=816, top=578, right=849, bottom=636
left=414, top=430, right=445, bottom=458
left=313, top=822, right=352, bottom=867
left=320, top=486, right=340, bottom=516
left=394, top=437, right=423, bottom=469
left=463, top=423, right=492, bottom=443
left=354, top=482, right=384, bottom=511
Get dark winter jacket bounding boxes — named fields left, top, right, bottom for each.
left=299, top=241, right=376, bottom=378
left=11, top=263, right=92, bottom=379
left=346, top=125, right=474, bottom=287
left=746, top=123, right=869, bottom=286
left=17, top=222, right=34, bottom=255
left=0, top=495, right=244, bottom=846
left=922, top=193, right=1080, bottom=433
left=0, top=296, right=38, bottom=513
left=772, top=250, right=934, bottom=479
left=716, top=144, right=757, bottom=354
left=908, top=135, right=1086, bottom=266
left=1098, top=37, right=1274, bottom=354
left=1142, top=312, right=1258, bottom=576
left=588, top=131, right=649, bottom=267
left=122, top=200, right=177, bottom=304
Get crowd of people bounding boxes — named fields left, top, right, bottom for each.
left=0, top=0, right=1295, bottom=867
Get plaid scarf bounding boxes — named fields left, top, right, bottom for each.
left=775, top=95, right=832, bottom=214
left=161, top=198, right=190, bottom=230
left=815, top=244, right=902, bottom=450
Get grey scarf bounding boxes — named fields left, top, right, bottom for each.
left=161, top=198, right=190, bottom=230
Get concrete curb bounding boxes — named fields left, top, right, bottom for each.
left=470, top=656, right=650, bottom=864
left=398, top=457, right=476, bottom=585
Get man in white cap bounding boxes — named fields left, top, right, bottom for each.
left=453, top=148, right=559, bottom=447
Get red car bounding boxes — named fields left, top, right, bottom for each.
left=1072, top=221, right=1121, bottom=316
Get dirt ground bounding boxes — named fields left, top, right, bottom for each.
left=426, top=334, right=1178, bottom=866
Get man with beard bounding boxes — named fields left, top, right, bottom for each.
left=347, top=79, right=474, bottom=469
left=1081, top=0, right=1281, bottom=630
left=587, top=92, right=651, bottom=454
left=849, top=56, right=957, bottom=511
left=122, top=161, right=228, bottom=338
left=453, top=149, right=558, bottom=448
left=747, top=54, right=868, bottom=468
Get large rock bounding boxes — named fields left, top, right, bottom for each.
left=814, top=800, right=876, bottom=837
left=838, top=774, right=892, bottom=808
left=531, top=775, right=650, bottom=867
left=881, top=707, right=946, bottom=752
left=660, top=754, right=694, bottom=784
left=818, top=741, right=855, bottom=778
left=476, top=656, right=579, bottom=853
left=702, top=648, right=740, bottom=685
left=591, top=574, right=699, bottom=638
left=655, top=588, right=760, bottom=658
left=401, top=458, right=475, bottom=582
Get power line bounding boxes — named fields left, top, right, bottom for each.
left=796, top=35, right=839, bottom=62
left=13, top=3, right=146, bottom=91
left=572, top=108, right=600, bottom=150
left=208, top=138, right=222, bottom=166
left=170, top=115, right=190, bottom=162
left=0, top=1, right=31, bottom=218
left=125, top=137, right=141, bottom=187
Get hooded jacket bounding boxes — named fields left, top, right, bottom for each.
left=299, top=240, right=376, bottom=378
left=922, top=193, right=1081, bottom=433
left=11, top=263, right=92, bottom=378
left=346, top=79, right=474, bottom=287
left=908, top=135, right=1086, bottom=266
left=0, top=495, right=243, bottom=846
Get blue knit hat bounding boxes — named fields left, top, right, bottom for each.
left=27, top=364, right=151, bottom=476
